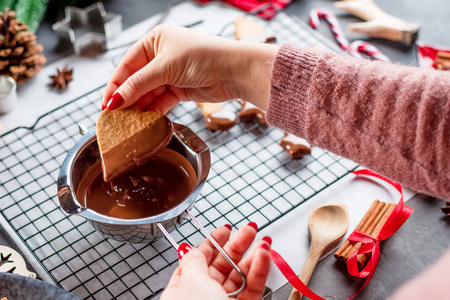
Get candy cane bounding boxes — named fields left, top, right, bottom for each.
left=348, top=40, right=391, bottom=62
left=309, top=8, right=349, bottom=50
left=309, top=8, right=390, bottom=62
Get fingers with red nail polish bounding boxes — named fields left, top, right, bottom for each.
left=224, top=224, right=232, bottom=231
left=262, top=236, right=272, bottom=245
left=247, top=222, right=258, bottom=231
left=178, top=242, right=192, bottom=260
left=107, top=93, right=124, bottom=110
left=259, top=236, right=271, bottom=251
left=101, top=103, right=106, bottom=111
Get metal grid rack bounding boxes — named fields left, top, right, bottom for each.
left=0, top=11, right=356, bottom=300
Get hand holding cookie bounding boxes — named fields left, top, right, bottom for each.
left=102, top=25, right=278, bottom=114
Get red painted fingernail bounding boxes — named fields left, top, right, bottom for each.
left=224, top=224, right=232, bottom=231
left=101, top=103, right=106, bottom=110
left=247, top=222, right=258, bottom=231
left=107, top=93, right=123, bottom=110
left=262, top=236, right=272, bottom=245
left=178, top=242, right=192, bottom=260
left=261, top=242, right=270, bottom=250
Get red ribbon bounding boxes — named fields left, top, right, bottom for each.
left=195, top=0, right=292, bottom=20
left=271, top=250, right=325, bottom=300
left=271, top=169, right=414, bottom=300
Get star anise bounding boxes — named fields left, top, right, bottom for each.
left=49, top=66, right=73, bottom=90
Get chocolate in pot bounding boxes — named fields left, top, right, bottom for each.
left=77, top=148, right=197, bottom=219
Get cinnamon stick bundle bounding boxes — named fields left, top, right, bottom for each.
left=436, top=51, right=450, bottom=70
left=334, top=200, right=397, bottom=269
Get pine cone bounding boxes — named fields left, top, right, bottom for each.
left=0, top=9, right=46, bottom=83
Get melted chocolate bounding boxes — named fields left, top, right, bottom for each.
left=77, top=148, right=197, bottom=219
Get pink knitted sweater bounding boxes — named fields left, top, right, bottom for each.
left=267, top=44, right=450, bottom=200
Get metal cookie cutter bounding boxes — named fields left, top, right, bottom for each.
left=52, top=2, right=122, bottom=56
left=0, top=245, right=36, bottom=278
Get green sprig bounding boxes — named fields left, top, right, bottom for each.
left=15, top=0, right=49, bottom=33
left=0, top=0, right=17, bottom=11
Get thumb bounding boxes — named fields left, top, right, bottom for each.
left=179, top=247, right=209, bottom=278
left=107, top=57, right=165, bottom=110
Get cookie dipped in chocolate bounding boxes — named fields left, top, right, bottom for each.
left=97, top=107, right=173, bottom=182
left=205, top=109, right=237, bottom=131
left=238, top=100, right=267, bottom=125
left=280, top=132, right=312, bottom=159
left=77, top=148, right=197, bottom=219
left=197, top=102, right=237, bottom=131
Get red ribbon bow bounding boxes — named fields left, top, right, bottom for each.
left=271, top=169, right=414, bottom=300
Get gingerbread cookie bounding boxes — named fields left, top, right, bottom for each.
left=97, top=107, right=173, bottom=182
left=280, top=132, right=311, bottom=159
left=234, top=16, right=276, bottom=44
left=238, top=99, right=267, bottom=125
left=198, top=103, right=237, bottom=131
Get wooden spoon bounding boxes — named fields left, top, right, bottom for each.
left=289, top=204, right=349, bottom=300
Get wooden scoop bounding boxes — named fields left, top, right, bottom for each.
left=289, top=204, right=349, bottom=300
left=334, top=0, right=419, bottom=46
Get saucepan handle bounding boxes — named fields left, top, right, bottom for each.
left=78, top=123, right=89, bottom=135
left=156, top=210, right=246, bottom=297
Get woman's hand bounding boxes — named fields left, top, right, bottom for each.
left=102, top=25, right=278, bottom=114
left=161, top=223, right=272, bottom=300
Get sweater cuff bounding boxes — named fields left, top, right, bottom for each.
left=266, top=43, right=319, bottom=138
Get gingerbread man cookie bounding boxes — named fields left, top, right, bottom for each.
left=280, top=132, right=311, bottom=159
left=198, top=103, right=237, bottom=131
left=238, top=99, right=267, bottom=125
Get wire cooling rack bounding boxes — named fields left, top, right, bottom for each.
left=0, top=11, right=356, bottom=300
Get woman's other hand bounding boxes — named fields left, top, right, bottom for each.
left=161, top=223, right=272, bottom=300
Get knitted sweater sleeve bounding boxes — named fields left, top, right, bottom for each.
left=267, top=43, right=450, bottom=199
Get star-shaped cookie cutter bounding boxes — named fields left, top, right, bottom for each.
left=0, top=245, right=36, bottom=278
left=52, top=2, right=122, bottom=56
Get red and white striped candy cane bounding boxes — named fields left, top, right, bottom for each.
left=309, top=8, right=349, bottom=50
left=348, top=40, right=391, bottom=62
left=309, top=8, right=390, bottom=62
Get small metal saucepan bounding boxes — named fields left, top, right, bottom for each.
left=57, top=123, right=245, bottom=296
